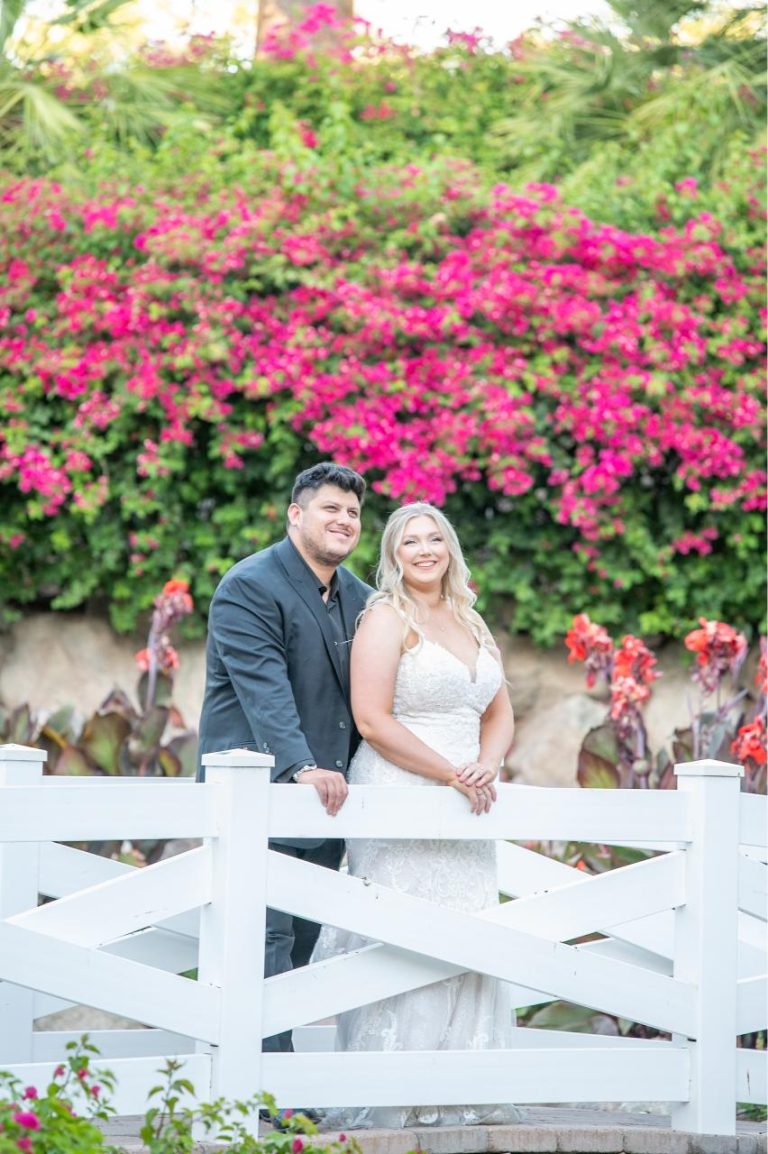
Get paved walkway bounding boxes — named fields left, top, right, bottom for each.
left=101, top=1106, right=766, bottom=1153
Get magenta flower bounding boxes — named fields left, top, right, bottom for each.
left=12, top=1112, right=40, bottom=1130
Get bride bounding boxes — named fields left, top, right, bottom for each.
left=315, top=502, right=522, bottom=1129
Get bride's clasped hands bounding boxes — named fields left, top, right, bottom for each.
left=452, top=759, right=499, bottom=813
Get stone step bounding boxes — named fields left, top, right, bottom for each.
left=99, top=1105, right=766, bottom=1154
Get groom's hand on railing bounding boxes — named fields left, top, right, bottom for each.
left=295, top=768, right=349, bottom=815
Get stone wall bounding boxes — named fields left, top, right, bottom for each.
left=0, top=612, right=710, bottom=786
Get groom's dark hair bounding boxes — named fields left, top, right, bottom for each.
left=291, top=462, right=366, bottom=507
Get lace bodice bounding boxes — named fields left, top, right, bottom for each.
left=349, top=638, right=501, bottom=788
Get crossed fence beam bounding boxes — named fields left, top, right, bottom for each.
left=0, top=744, right=765, bottom=1136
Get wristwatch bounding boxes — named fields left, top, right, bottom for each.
left=292, top=764, right=316, bottom=782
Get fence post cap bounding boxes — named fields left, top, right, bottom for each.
left=201, top=748, right=274, bottom=770
left=674, top=758, right=744, bottom=779
left=0, top=743, right=48, bottom=763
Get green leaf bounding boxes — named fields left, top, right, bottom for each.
left=671, top=726, right=695, bottom=763
left=162, top=733, right=199, bottom=778
left=43, top=704, right=78, bottom=739
left=135, top=706, right=169, bottom=752
left=527, top=1000, right=618, bottom=1034
left=80, top=711, right=131, bottom=774
left=98, top=687, right=138, bottom=720
left=53, top=744, right=93, bottom=775
left=157, top=746, right=181, bottom=777
left=2, top=703, right=36, bottom=744
left=137, top=670, right=174, bottom=709
left=577, top=723, right=621, bottom=788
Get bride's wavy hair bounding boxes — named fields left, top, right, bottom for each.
left=367, top=503, right=488, bottom=648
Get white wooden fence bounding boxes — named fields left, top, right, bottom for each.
left=0, top=742, right=765, bottom=1139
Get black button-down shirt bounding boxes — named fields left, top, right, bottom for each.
left=321, top=572, right=349, bottom=684
left=285, top=544, right=351, bottom=780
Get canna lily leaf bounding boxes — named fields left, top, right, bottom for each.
left=80, top=711, right=131, bottom=774
left=157, top=747, right=181, bottom=777
left=161, top=732, right=199, bottom=778
left=671, top=726, right=694, bottom=764
left=527, top=1000, right=619, bottom=1034
left=98, top=687, right=138, bottom=721
left=43, top=705, right=79, bottom=741
left=53, top=744, right=93, bottom=776
left=577, top=723, right=621, bottom=788
left=134, top=706, right=169, bottom=753
left=4, top=703, right=35, bottom=744
left=137, top=670, right=174, bottom=710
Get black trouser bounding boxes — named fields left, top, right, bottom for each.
left=262, top=838, right=344, bottom=1053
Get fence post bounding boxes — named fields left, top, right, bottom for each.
left=672, top=757, right=742, bottom=1136
left=0, top=743, right=46, bottom=1064
left=197, top=748, right=274, bottom=1119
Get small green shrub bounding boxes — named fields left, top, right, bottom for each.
left=0, top=1036, right=116, bottom=1154
left=0, top=1038, right=358, bottom=1154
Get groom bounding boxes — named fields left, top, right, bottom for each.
left=198, top=461, right=370, bottom=1052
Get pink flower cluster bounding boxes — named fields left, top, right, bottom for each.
left=0, top=168, right=764, bottom=585
left=1, top=1064, right=104, bottom=1152
left=261, top=2, right=356, bottom=63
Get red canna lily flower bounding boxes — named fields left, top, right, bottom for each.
left=684, top=618, right=747, bottom=694
left=732, top=717, right=767, bottom=767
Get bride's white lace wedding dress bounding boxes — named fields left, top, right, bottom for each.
left=315, top=637, right=522, bottom=1130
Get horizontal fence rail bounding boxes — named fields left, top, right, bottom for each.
left=0, top=743, right=765, bottom=1137
left=0, top=779, right=695, bottom=843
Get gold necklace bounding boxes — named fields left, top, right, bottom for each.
left=425, top=599, right=450, bottom=633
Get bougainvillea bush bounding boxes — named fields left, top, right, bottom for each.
left=0, top=149, right=764, bottom=640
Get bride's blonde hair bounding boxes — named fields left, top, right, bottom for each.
left=367, top=503, right=488, bottom=649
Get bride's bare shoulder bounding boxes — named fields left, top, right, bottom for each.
left=361, top=598, right=398, bottom=621
left=356, top=599, right=400, bottom=638
left=358, top=601, right=419, bottom=652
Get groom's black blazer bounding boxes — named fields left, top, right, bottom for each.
left=197, top=536, right=371, bottom=846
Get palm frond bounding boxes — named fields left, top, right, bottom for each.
left=52, top=0, right=136, bottom=32
left=0, top=77, right=84, bottom=156
left=0, top=0, right=27, bottom=56
left=629, top=57, right=766, bottom=132
left=601, top=0, right=710, bottom=41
